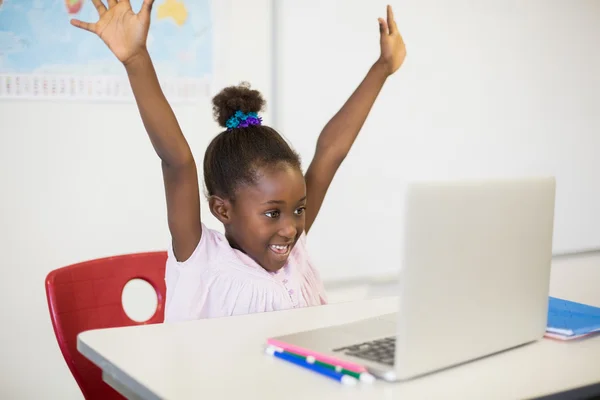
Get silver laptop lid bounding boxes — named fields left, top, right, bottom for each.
left=394, top=176, right=556, bottom=379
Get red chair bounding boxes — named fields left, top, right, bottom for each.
left=45, top=251, right=167, bottom=400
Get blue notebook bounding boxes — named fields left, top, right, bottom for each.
left=546, top=297, right=600, bottom=340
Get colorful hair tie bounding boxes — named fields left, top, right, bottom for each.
left=226, top=110, right=263, bottom=130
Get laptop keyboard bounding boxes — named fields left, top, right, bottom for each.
left=333, top=336, right=395, bottom=365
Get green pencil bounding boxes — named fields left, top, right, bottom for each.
left=279, top=348, right=375, bottom=383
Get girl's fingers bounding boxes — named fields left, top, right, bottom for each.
left=379, top=17, right=389, bottom=36
left=386, top=5, right=397, bottom=35
left=140, top=0, right=155, bottom=18
left=91, top=0, right=107, bottom=16
left=70, top=19, right=97, bottom=33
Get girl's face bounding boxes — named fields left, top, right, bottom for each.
left=225, top=163, right=306, bottom=272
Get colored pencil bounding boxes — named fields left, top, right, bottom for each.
left=274, top=347, right=375, bottom=383
left=265, top=346, right=358, bottom=385
left=266, top=338, right=367, bottom=373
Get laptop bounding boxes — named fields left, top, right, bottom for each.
left=270, top=176, right=556, bottom=381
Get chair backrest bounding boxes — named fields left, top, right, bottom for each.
left=45, top=251, right=167, bottom=400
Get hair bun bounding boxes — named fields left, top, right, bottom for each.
left=212, top=82, right=266, bottom=128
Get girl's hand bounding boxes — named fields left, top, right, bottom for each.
left=70, top=0, right=154, bottom=65
left=377, top=5, right=407, bottom=76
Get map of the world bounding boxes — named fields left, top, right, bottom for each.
left=0, top=0, right=213, bottom=102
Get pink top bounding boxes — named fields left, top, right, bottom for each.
left=164, top=224, right=328, bottom=322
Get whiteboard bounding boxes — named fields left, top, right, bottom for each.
left=273, top=0, right=600, bottom=281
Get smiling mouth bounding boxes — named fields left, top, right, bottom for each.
left=269, top=244, right=291, bottom=256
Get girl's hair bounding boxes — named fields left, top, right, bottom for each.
left=204, top=82, right=301, bottom=200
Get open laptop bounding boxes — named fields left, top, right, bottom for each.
left=270, top=176, right=556, bottom=381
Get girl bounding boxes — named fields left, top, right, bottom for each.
left=71, top=0, right=406, bottom=321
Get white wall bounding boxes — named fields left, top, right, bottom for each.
left=1, top=1, right=599, bottom=399
left=275, top=0, right=600, bottom=281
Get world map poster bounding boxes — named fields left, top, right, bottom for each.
left=0, top=0, right=213, bottom=102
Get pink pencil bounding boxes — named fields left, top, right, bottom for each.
left=266, top=338, right=368, bottom=373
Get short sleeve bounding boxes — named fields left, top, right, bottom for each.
left=164, top=224, right=221, bottom=322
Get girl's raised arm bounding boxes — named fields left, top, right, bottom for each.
left=304, top=5, right=406, bottom=233
left=71, top=0, right=202, bottom=260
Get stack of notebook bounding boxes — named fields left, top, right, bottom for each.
left=545, top=296, right=600, bottom=340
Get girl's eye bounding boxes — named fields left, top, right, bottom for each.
left=295, top=207, right=306, bottom=215
left=265, top=210, right=280, bottom=218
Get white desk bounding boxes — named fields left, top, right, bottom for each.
left=78, top=258, right=600, bottom=400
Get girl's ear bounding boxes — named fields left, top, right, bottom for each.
left=209, top=195, right=232, bottom=224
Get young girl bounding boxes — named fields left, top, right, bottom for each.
left=71, top=0, right=406, bottom=321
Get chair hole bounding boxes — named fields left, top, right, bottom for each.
left=121, top=279, right=158, bottom=323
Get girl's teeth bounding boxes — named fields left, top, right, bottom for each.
left=270, top=245, right=288, bottom=254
